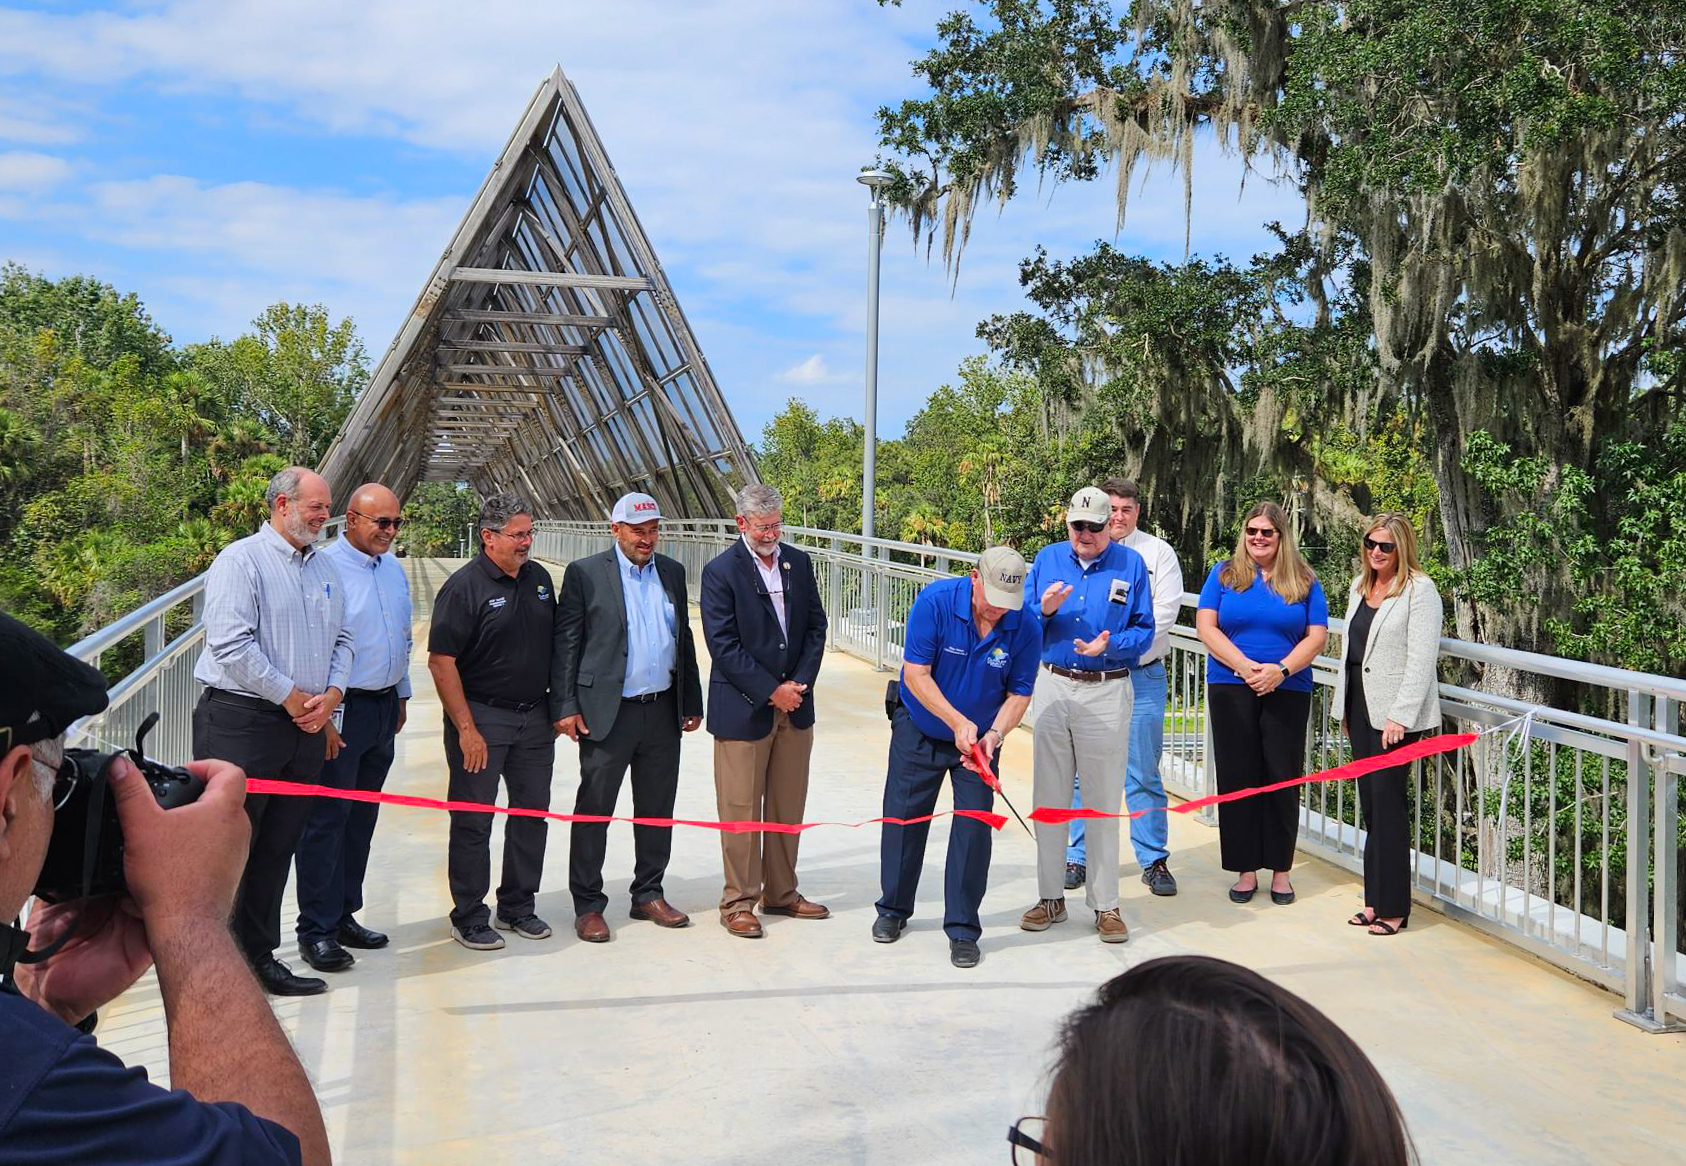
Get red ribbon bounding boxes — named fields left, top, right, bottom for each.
left=246, top=731, right=1474, bottom=834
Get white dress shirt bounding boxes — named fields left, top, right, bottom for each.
left=1122, top=527, right=1184, bottom=666
left=744, top=537, right=787, bottom=635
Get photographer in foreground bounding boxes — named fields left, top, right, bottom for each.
left=0, top=612, right=330, bottom=1165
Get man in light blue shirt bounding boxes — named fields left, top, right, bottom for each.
left=618, top=540, right=677, bottom=698
left=1018, top=487, right=1155, bottom=945
left=293, top=483, right=414, bottom=975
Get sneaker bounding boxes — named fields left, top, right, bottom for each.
left=1142, top=859, right=1178, bottom=897
left=495, top=914, right=554, bottom=940
left=871, top=915, right=907, bottom=943
left=1096, top=908, right=1129, bottom=944
left=949, top=938, right=981, bottom=968
left=451, top=923, right=505, bottom=950
left=1019, top=898, right=1068, bottom=932
left=1063, top=862, right=1086, bottom=890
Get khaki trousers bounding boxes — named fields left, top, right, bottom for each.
left=1031, top=668, right=1133, bottom=911
left=714, top=711, right=814, bottom=915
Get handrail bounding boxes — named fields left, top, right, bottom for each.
left=66, top=573, right=205, bottom=664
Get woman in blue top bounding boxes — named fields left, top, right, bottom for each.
left=1196, top=502, right=1329, bottom=905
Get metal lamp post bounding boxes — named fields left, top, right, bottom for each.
left=858, top=169, right=892, bottom=559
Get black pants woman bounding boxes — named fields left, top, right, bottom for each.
left=1345, top=667, right=1423, bottom=928
left=1209, top=686, right=1313, bottom=875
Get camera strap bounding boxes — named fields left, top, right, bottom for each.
left=9, top=759, right=113, bottom=970
left=0, top=918, right=30, bottom=978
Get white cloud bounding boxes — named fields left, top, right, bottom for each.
left=0, top=150, right=71, bottom=192
left=775, top=354, right=852, bottom=387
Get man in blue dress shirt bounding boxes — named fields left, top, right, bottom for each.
left=293, top=483, right=414, bottom=974
left=1019, top=487, right=1155, bottom=944
left=872, top=547, right=1039, bottom=968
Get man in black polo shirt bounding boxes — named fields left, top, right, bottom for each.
left=427, top=492, right=564, bottom=951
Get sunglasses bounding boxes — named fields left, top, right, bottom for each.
left=350, top=510, right=403, bottom=531
left=1363, top=536, right=1397, bottom=554
left=1244, top=526, right=1278, bottom=539
left=1069, top=521, right=1106, bottom=534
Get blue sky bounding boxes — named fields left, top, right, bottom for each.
left=0, top=0, right=1306, bottom=443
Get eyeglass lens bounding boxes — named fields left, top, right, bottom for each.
left=1363, top=536, right=1396, bottom=553
left=1070, top=521, right=1105, bottom=534
left=1245, top=526, right=1277, bottom=538
left=351, top=510, right=403, bottom=531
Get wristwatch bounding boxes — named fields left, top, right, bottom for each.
left=1278, top=663, right=1291, bottom=679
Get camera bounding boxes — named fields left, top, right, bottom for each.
left=33, top=712, right=205, bottom=903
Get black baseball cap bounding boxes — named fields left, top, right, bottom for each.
left=0, top=611, right=109, bottom=751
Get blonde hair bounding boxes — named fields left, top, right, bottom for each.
left=1356, top=513, right=1427, bottom=599
left=1220, top=501, right=1317, bottom=604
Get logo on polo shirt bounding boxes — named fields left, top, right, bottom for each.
left=943, top=645, right=967, bottom=656
left=487, top=596, right=507, bottom=609
left=986, top=646, right=1009, bottom=669
left=536, top=584, right=550, bottom=600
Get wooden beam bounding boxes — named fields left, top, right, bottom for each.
left=432, top=381, right=568, bottom=393
left=439, top=340, right=588, bottom=355
left=451, top=267, right=653, bottom=291
left=436, top=364, right=574, bottom=378
left=444, top=309, right=614, bottom=327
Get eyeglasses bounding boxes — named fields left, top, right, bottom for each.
left=1069, top=521, right=1106, bottom=534
left=1008, top=1116, right=1049, bottom=1163
left=33, top=754, right=78, bottom=811
left=1244, top=526, right=1279, bottom=539
left=490, top=528, right=534, bottom=542
left=350, top=510, right=403, bottom=531
left=1363, top=535, right=1397, bottom=554
left=744, top=519, right=782, bottom=535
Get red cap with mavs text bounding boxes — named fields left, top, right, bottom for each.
left=610, top=492, right=664, bottom=523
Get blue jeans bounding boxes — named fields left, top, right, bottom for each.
left=1067, top=660, right=1169, bottom=869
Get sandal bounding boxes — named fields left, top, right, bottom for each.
left=1347, top=911, right=1376, bottom=927
left=1367, top=918, right=1409, bottom=936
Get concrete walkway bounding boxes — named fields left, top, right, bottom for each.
left=101, top=568, right=1683, bottom=1164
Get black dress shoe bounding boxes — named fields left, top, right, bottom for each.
left=949, top=938, right=981, bottom=968
left=254, top=957, right=328, bottom=996
left=871, top=915, right=906, bottom=943
left=337, top=919, right=389, bottom=949
left=298, top=938, right=355, bottom=972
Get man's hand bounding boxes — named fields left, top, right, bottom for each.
left=324, top=722, right=344, bottom=761
left=1381, top=719, right=1407, bottom=748
left=682, top=715, right=702, bottom=732
left=13, top=895, right=152, bottom=1026
left=1040, top=581, right=1074, bottom=615
left=951, top=717, right=981, bottom=758
left=294, top=687, right=342, bottom=734
left=281, top=688, right=311, bottom=720
left=456, top=723, right=490, bottom=769
left=396, top=697, right=408, bottom=735
left=768, top=680, right=807, bottom=713
left=1072, top=630, right=1110, bottom=657
left=555, top=715, right=588, bottom=742
left=1245, top=661, right=1284, bottom=695
left=112, top=756, right=252, bottom=934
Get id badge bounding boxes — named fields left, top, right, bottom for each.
left=331, top=704, right=346, bottom=732
left=1108, top=577, right=1131, bottom=605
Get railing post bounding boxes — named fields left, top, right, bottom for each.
left=144, top=613, right=165, bottom=660
left=874, top=566, right=888, bottom=672
left=1650, top=696, right=1684, bottom=1029
left=1615, top=689, right=1673, bottom=1031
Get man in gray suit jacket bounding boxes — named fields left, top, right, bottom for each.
left=554, top=492, right=704, bottom=943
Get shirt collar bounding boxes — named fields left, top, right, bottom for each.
left=331, top=537, right=381, bottom=569
left=475, top=551, right=520, bottom=581
left=260, top=522, right=315, bottom=562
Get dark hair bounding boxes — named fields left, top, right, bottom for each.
left=1098, top=476, right=1140, bottom=503
left=1045, top=956, right=1414, bottom=1166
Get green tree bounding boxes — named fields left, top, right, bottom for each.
left=403, top=481, right=482, bottom=556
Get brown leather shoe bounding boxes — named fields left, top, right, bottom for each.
left=629, top=898, right=691, bottom=928
left=721, top=911, right=764, bottom=938
left=1019, top=897, right=1068, bottom=931
left=760, top=895, right=830, bottom=920
left=574, top=912, right=610, bottom=943
left=1096, top=908, right=1129, bottom=944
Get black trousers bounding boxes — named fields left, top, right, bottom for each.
left=1346, top=671, right=1424, bottom=920
left=570, top=689, right=681, bottom=916
left=445, top=702, right=555, bottom=930
left=875, top=706, right=996, bottom=942
left=192, top=692, right=327, bottom=963
left=294, top=688, right=399, bottom=942
left=1209, top=683, right=1311, bottom=873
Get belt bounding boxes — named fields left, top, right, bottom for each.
left=623, top=687, right=673, bottom=705
left=347, top=685, right=398, bottom=699
left=205, top=688, right=285, bottom=713
left=1042, top=662, right=1130, bottom=683
left=465, top=694, right=542, bottom=712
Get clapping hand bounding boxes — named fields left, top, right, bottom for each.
left=1040, top=581, right=1074, bottom=615
left=1073, top=630, right=1110, bottom=657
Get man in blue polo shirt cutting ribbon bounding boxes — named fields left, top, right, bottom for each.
left=871, top=547, right=1040, bottom=969
left=1019, top=487, right=1156, bottom=944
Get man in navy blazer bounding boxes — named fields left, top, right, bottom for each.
left=700, top=484, right=830, bottom=938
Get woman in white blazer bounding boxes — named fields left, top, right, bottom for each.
left=1332, top=513, right=1443, bottom=936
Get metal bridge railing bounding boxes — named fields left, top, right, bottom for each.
left=49, top=515, right=1686, bottom=1033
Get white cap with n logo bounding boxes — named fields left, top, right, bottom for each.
left=610, top=492, right=663, bottom=523
left=976, top=545, right=1028, bottom=610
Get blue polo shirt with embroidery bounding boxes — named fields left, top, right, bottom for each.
left=900, top=576, right=1041, bottom=742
